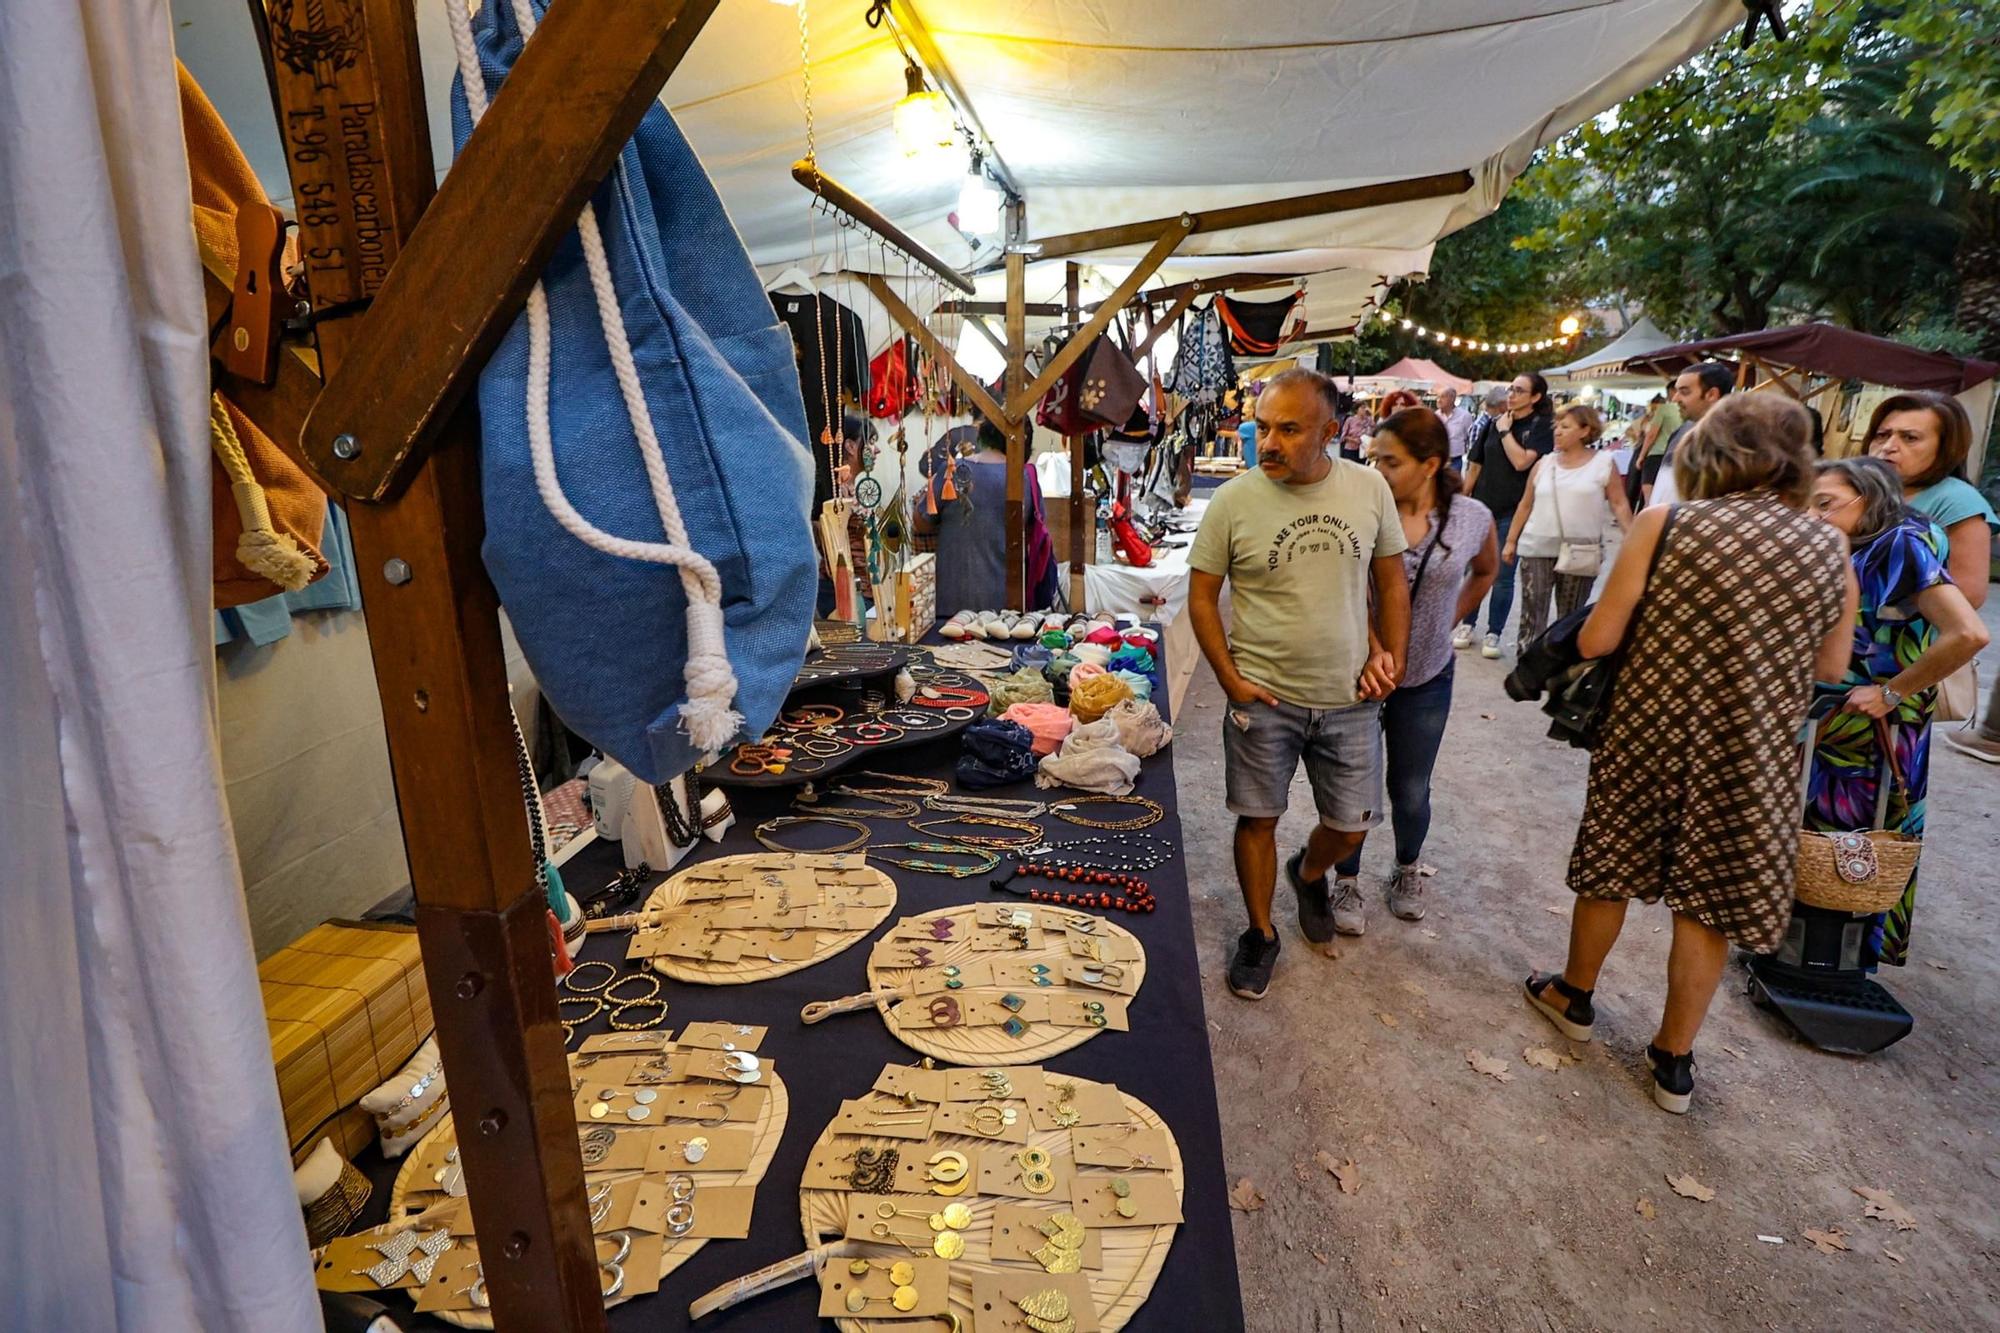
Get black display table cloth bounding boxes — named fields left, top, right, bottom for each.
left=351, top=634, right=1243, bottom=1333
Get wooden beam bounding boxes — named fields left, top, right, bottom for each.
left=259, top=0, right=614, bottom=1326
left=1005, top=219, right=1191, bottom=422
left=792, top=162, right=977, bottom=294
left=1065, top=262, right=1086, bottom=613
left=298, top=0, right=723, bottom=503
left=1131, top=289, right=1195, bottom=361
left=1083, top=271, right=1302, bottom=315
left=851, top=273, right=1007, bottom=431
left=1030, top=170, right=1475, bottom=261
left=1004, top=238, right=1028, bottom=609
left=963, top=314, right=1009, bottom=360
left=932, top=300, right=1066, bottom=317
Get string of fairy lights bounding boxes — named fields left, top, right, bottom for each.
left=1359, top=305, right=1584, bottom=356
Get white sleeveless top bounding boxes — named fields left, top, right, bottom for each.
left=1517, top=451, right=1615, bottom=558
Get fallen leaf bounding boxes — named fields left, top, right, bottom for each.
left=1421, top=929, right=1441, bottom=940
left=1635, top=1198, right=1656, bottom=1220
left=1720, top=1044, right=1748, bottom=1059
left=1803, top=1227, right=1850, bottom=1255
left=1334, top=1160, right=1360, bottom=1194
left=1925, top=960, right=1948, bottom=971
left=1376, top=1012, right=1400, bottom=1028
left=1523, top=1046, right=1564, bottom=1071
left=1466, top=1049, right=1514, bottom=1083
left=1312, top=1251, right=1328, bottom=1265
left=1399, top=979, right=1427, bottom=998
left=1480, top=712, right=1495, bottom=720
left=1852, top=1186, right=1917, bottom=1230
left=1666, top=1173, right=1715, bottom=1203
left=1228, top=1178, right=1266, bottom=1213
left=1542, top=905, right=1565, bottom=915
left=1882, top=1247, right=1904, bottom=1264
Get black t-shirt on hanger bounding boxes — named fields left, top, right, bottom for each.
left=771, top=291, right=868, bottom=444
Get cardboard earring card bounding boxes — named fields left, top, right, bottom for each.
left=874, top=1063, right=952, bottom=1103
left=1045, top=994, right=1132, bottom=1031
left=676, top=1021, right=766, bottom=1052
left=839, top=1192, right=966, bottom=1247
left=930, top=1100, right=1032, bottom=1144
left=817, top=1254, right=950, bottom=1319
left=976, top=1148, right=1076, bottom=1201
left=1028, top=1080, right=1130, bottom=1131
left=648, top=1125, right=756, bottom=1173
left=799, top=1142, right=930, bottom=1194
left=579, top=1030, right=674, bottom=1056
left=989, top=1203, right=1105, bottom=1271
left=944, top=1066, right=1048, bottom=1102
left=831, top=1096, right=936, bottom=1140
left=1069, top=1123, right=1170, bottom=1169
left=1068, top=1171, right=1181, bottom=1227
left=968, top=1268, right=1101, bottom=1333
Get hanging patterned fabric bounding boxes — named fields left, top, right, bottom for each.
left=1167, top=301, right=1234, bottom=403
left=867, top=336, right=917, bottom=419
left=1215, top=291, right=1303, bottom=356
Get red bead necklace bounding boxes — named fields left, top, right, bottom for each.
left=992, top=863, right=1156, bottom=914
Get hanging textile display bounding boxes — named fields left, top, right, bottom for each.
left=867, top=336, right=918, bottom=418
left=1167, top=301, right=1234, bottom=403
left=182, top=62, right=330, bottom=608
left=1214, top=291, right=1303, bottom=357
left=1034, top=332, right=1095, bottom=436
left=451, top=0, right=818, bottom=783
left=1076, top=334, right=1148, bottom=429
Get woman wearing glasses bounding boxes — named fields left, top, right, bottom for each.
left=1804, top=455, right=1987, bottom=965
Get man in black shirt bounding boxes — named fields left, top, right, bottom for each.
left=1455, top=378, right=1555, bottom=656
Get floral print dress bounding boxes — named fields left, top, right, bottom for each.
left=1804, top=515, right=1951, bottom=966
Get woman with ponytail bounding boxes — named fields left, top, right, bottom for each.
left=1307, top=407, right=1498, bottom=934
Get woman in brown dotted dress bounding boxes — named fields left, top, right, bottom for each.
left=1524, top=394, right=1858, bottom=1114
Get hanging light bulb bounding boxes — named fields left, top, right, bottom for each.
left=1449, top=336, right=1461, bottom=347
left=957, top=155, right=1002, bottom=234
left=894, top=62, right=957, bottom=158
left=1559, top=315, right=1582, bottom=337
left=1400, top=319, right=1413, bottom=330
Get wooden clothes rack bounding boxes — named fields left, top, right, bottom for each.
left=212, top=3, right=1472, bottom=1327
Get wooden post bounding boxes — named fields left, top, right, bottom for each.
left=1065, top=262, right=1086, bottom=612
left=254, top=1, right=611, bottom=1326
left=1004, top=219, right=1028, bottom=609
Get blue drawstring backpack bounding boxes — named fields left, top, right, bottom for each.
left=450, top=0, right=817, bottom=783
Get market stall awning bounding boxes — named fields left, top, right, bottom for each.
left=1629, top=322, right=2000, bottom=394
left=1365, top=357, right=1474, bottom=394
left=1544, top=314, right=1676, bottom=385
left=173, top=0, right=1741, bottom=288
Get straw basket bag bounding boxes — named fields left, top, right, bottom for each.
left=1935, top=660, right=1978, bottom=724
left=1795, top=716, right=1921, bottom=914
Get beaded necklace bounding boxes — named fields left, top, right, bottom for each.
left=993, top=865, right=1155, bottom=914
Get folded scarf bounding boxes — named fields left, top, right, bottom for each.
left=1067, top=660, right=1107, bottom=691
left=958, top=719, right=1040, bottom=789
left=1106, top=645, right=1155, bottom=676
left=1011, top=643, right=1054, bottom=672
left=1084, top=624, right=1124, bottom=646
left=1070, top=642, right=1113, bottom=668
left=1034, top=716, right=1141, bottom=795
left=1106, top=698, right=1172, bottom=757
left=985, top=667, right=1054, bottom=716
left=1068, top=671, right=1134, bottom=724
left=1112, top=669, right=1152, bottom=701
left=1001, top=701, right=1074, bottom=755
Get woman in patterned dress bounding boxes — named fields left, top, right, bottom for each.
left=1523, top=395, right=1857, bottom=1114
left=1803, top=457, right=1988, bottom=965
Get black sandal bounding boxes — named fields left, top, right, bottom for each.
left=1525, top=971, right=1596, bottom=1042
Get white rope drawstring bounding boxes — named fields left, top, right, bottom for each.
left=448, top=0, right=744, bottom=753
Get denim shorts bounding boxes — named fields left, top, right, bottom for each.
left=1221, top=697, right=1384, bottom=831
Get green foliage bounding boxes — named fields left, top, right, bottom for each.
left=1463, top=1, right=1997, bottom=354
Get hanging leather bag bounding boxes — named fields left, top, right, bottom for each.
left=452, top=0, right=817, bottom=783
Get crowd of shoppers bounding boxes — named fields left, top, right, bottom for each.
left=1193, top=362, right=1994, bottom=1115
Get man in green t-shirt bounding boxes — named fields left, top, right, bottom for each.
left=1188, top=368, right=1412, bottom=1000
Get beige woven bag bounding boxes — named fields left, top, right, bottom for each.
left=1795, top=716, right=1920, bottom=915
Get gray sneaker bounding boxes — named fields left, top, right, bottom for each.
left=1387, top=864, right=1427, bottom=921
left=1331, top=877, right=1367, bottom=936
left=1942, top=730, right=2000, bottom=765
left=1480, top=633, right=1502, bottom=659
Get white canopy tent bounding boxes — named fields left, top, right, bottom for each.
left=173, top=0, right=1742, bottom=336
left=1543, top=314, right=1679, bottom=388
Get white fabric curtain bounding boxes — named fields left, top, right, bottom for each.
left=0, top=3, right=322, bottom=1330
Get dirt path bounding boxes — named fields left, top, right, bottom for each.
left=1175, top=603, right=2000, bottom=1332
